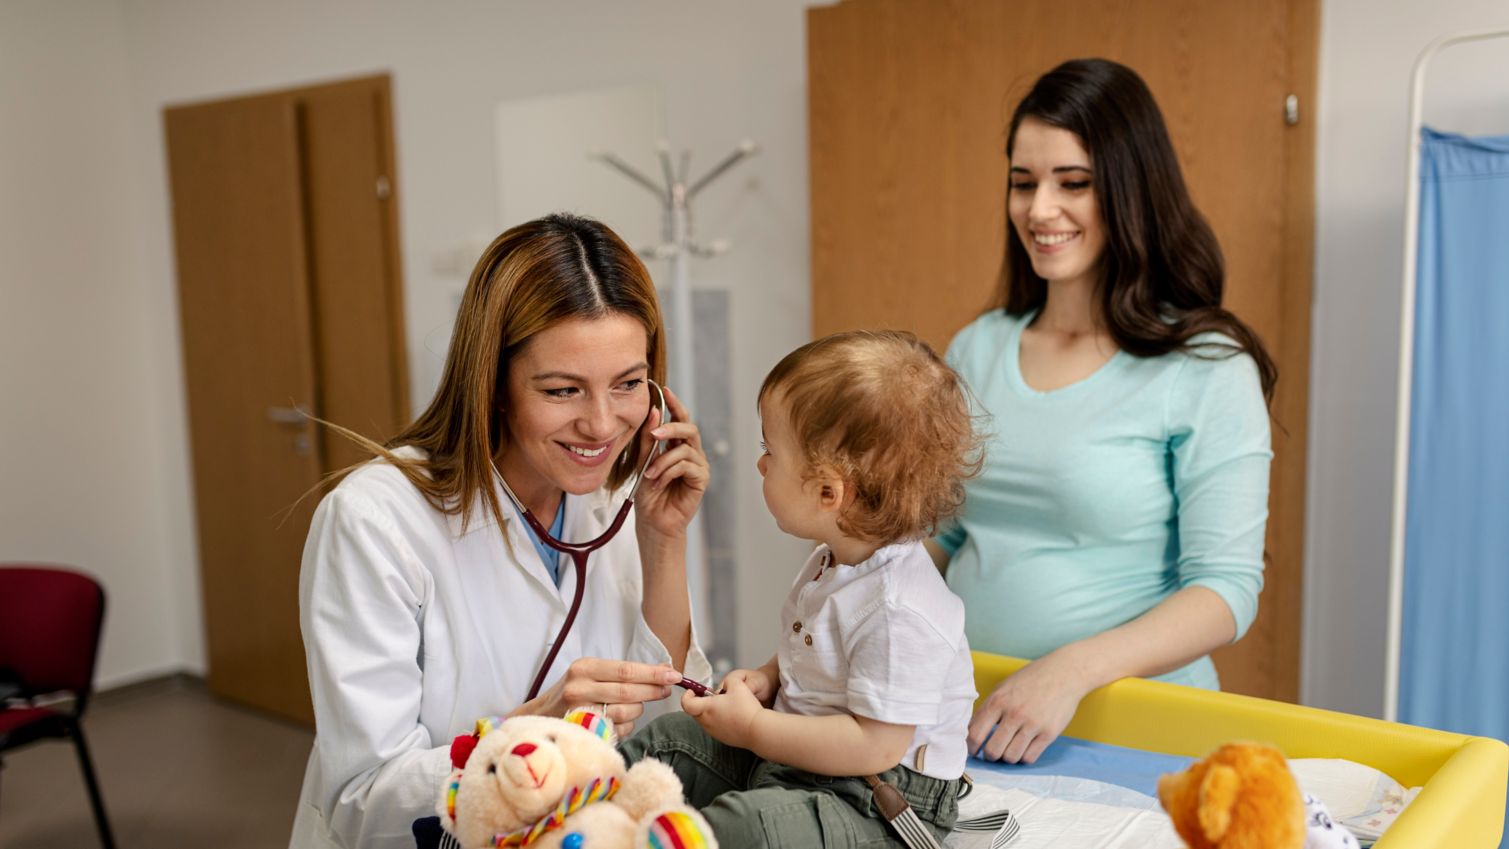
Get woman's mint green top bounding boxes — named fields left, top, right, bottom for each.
left=938, top=310, right=1272, bottom=689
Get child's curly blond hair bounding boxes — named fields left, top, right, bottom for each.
left=759, top=330, right=985, bottom=543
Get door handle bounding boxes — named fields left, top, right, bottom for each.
left=266, top=406, right=310, bottom=425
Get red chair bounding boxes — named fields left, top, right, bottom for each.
left=0, top=564, right=116, bottom=849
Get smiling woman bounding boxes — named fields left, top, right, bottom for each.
left=931, top=58, right=1278, bottom=767
left=290, top=213, right=713, bottom=849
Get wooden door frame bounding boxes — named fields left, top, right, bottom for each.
left=1250, top=0, right=1318, bottom=704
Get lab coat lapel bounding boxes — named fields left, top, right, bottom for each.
left=443, top=493, right=563, bottom=709
left=470, top=476, right=564, bottom=601
left=502, top=508, right=564, bottom=600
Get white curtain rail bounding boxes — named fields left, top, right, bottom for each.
left=1384, top=26, right=1509, bottom=723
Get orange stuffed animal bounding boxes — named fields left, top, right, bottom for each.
left=1157, top=742, right=1358, bottom=849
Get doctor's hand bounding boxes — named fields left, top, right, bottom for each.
left=522, top=658, right=680, bottom=740
left=682, top=674, right=762, bottom=749
left=967, top=651, right=1094, bottom=765
left=634, top=386, right=710, bottom=542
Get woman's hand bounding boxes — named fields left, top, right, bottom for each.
left=967, top=652, right=1095, bottom=764
left=967, top=588, right=1237, bottom=763
left=682, top=674, right=763, bottom=748
left=520, top=658, right=682, bottom=740
left=633, top=386, right=710, bottom=541
left=719, top=666, right=777, bottom=708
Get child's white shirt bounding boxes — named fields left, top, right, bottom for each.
left=773, top=540, right=976, bottom=779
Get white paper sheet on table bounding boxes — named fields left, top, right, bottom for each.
left=947, top=783, right=1183, bottom=849
left=965, top=772, right=1163, bottom=810
left=947, top=762, right=1412, bottom=848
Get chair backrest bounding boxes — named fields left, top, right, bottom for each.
left=0, top=565, right=107, bottom=709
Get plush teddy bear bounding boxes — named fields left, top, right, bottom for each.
left=439, top=708, right=717, bottom=849
left=1157, top=742, right=1358, bottom=849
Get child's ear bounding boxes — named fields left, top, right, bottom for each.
left=817, top=477, right=847, bottom=512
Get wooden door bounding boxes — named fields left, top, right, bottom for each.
left=300, top=79, right=410, bottom=472
left=808, top=0, right=1317, bottom=702
left=165, top=76, right=408, bottom=724
left=166, top=96, right=323, bottom=724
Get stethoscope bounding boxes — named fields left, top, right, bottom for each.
left=498, top=379, right=670, bottom=702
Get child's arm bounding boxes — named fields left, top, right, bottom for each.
left=683, top=676, right=914, bottom=776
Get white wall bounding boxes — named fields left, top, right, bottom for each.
left=2, top=0, right=815, bottom=686
left=0, top=0, right=201, bottom=688
left=1305, top=0, right=1509, bottom=716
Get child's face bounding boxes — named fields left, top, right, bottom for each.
left=756, top=392, right=826, bottom=540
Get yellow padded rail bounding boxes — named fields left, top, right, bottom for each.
left=972, top=652, right=1508, bottom=849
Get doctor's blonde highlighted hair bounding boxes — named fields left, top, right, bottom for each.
left=759, top=330, right=984, bottom=543
left=330, top=213, right=665, bottom=533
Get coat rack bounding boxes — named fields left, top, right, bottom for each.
left=595, top=140, right=758, bottom=664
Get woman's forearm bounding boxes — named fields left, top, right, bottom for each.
left=638, top=529, right=692, bottom=671
left=1052, top=586, right=1237, bottom=691
left=746, top=710, right=914, bottom=776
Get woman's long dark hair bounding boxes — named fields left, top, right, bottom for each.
left=1000, top=58, right=1276, bottom=400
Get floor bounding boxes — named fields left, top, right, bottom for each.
left=0, top=677, right=313, bottom=848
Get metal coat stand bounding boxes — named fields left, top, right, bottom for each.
left=596, top=139, right=758, bottom=663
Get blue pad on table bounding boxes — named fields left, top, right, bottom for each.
left=967, top=735, right=1194, bottom=798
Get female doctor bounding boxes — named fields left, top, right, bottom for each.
left=289, top=213, right=713, bottom=849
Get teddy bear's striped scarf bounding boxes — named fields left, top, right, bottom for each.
left=480, top=775, right=622, bottom=847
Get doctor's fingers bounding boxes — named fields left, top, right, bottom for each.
left=603, top=702, right=644, bottom=740
left=647, top=450, right=709, bottom=491
left=566, top=658, right=682, bottom=687
left=562, top=680, right=673, bottom=708
left=562, top=659, right=679, bottom=703
left=649, top=418, right=703, bottom=452
left=657, top=387, right=699, bottom=442
left=602, top=701, right=646, bottom=725
left=643, top=426, right=705, bottom=482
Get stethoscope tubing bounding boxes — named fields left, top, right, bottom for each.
left=499, top=380, right=670, bottom=703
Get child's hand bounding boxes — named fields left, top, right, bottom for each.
left=719, top=667, right=776, bottom=707
left=682, top=674, right=762, bottom=748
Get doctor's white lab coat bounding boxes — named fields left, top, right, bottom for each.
left=288, top=449, right=710, bottom=849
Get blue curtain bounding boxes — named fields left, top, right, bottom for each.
left=1400, top=126, right=1509, bottom=845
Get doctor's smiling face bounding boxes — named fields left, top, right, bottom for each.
left=498, top=313, right=652, bottom=514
